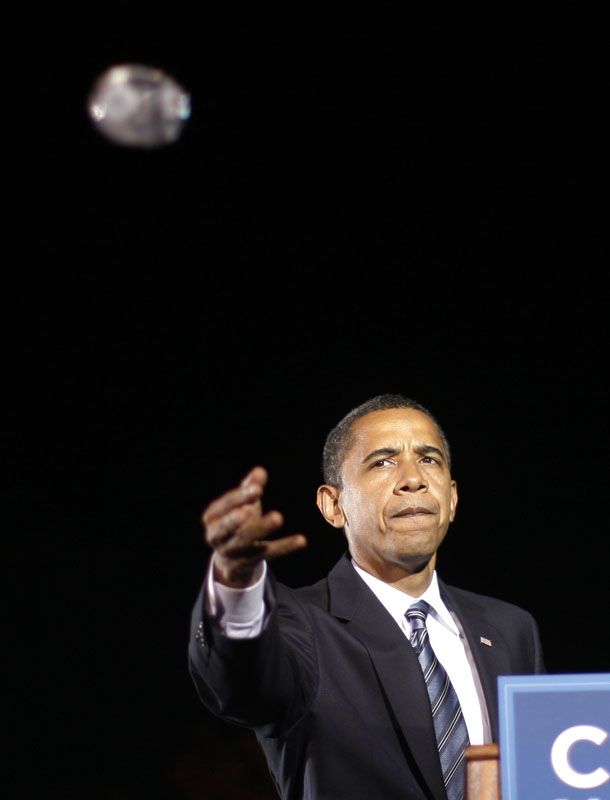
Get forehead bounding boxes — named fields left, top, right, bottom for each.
left=346, top=408, right=443, bottom=457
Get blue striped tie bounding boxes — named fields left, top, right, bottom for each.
left=406, top=600, right=470, bottom=800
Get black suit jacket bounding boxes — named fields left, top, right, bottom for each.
left=189, top=553, right=545, bottom=800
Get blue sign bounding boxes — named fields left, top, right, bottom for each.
left=498, top=673, right=610, bottom=800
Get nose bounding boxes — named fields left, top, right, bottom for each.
left=394, top=460, right=428, bottom=493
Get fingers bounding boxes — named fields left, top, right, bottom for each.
left=202, top=467, right=307, bottom=587
left=263, top=534, right=308, bottom=561
left=206, top=502, right=267, bottom=550
left=212, top=532, right=307, bottom=587
left=203, top=480, right=263, bottom=529
left=223, top=529, right=307, bottom=561
left=203, top=467, right=279, bottom=563
left=240, top=466, right=268, bottom=489
left=212, top=508, right=284, bottom=552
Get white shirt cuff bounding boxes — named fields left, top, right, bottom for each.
left=205, top=558, right=267, bottom=638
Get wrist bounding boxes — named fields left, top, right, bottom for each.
left=212, top=555, right=262, bottom=588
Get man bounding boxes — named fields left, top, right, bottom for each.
left=188, top=394, right=545, bottom=799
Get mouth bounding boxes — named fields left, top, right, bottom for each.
left=392, top=506, right=435, bottom=518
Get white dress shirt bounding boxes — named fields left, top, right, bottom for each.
left=351, top=561, right=491, bottom=744
left=207, top=557, right=491, bottom=744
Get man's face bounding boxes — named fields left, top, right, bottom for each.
left=328, top=407, right=457, bottom=580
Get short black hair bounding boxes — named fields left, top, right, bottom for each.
left=322, top=393, right=451, bottom=486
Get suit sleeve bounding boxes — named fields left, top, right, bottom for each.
left=529, top=610, right=546, bottom=674
left=188, top=572, right=320, bottom=738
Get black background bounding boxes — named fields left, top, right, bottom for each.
left=8, top=11, right=610, bottom=798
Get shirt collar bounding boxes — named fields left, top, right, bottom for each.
left=351, top=559, right=459, bottom=636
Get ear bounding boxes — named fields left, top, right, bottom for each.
left=316, top=484, right=346, bottom=528
left=449, top=480, right=458, bottom=522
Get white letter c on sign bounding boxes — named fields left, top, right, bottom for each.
left=550, top=725, right=609, bottom=789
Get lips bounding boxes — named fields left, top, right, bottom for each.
left=392, top=506, right=435, bottom=517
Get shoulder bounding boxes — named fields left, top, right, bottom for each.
left=442, top=582, right=539, bottom=625
left=442, top=581, right=546, bottom=671
left=270, top=552, right=354, bottom=613
left=272, top=572, right=331, bottom=612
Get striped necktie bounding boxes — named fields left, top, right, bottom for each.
left=406, top=600, right=470, bottom=800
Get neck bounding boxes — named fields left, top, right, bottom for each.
left=351, top=554, right=436, bottom=597
left=392, top=567, right=435, bottom=597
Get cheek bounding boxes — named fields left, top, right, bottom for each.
left=434, top=482, right=455, bottom=516
left=342, top=488, right=381, bottom=528
left=359, top=497, right=386, bottom=535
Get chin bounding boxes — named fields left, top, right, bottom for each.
left=393, top=551, right=434, bottom=574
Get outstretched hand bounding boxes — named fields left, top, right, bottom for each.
left=203, top=466, right=307, bottom=588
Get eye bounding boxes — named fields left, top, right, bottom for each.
left=420, top=456, right=440, bottom=465
left=372, top=458, right=394, bottom=468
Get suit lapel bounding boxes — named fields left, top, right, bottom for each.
left=327, top=555, right=447, bottom=800
left=440, top=581, right=514, bottom=741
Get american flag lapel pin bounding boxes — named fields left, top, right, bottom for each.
left=480, top=636, right=492, bottom=647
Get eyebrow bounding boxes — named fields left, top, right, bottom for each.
left=361, top=447, right=401, bottom=465
left=361, top=444, right=446, bottom=465
left=414, top=444, right=445, bottom=461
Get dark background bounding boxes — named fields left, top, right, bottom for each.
left=8, top=12, right=609, bottom=798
